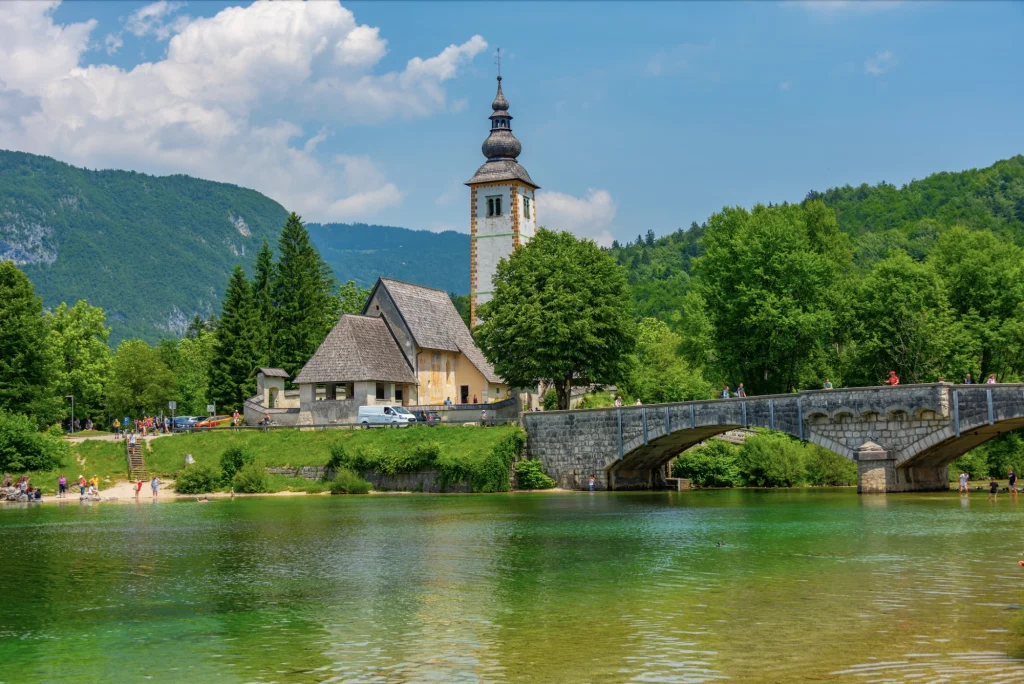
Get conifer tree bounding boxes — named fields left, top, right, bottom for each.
left=270, top=213, right=338, bottom=377
left=210, top=266, right=259, bottom=411
left=251, top=238, right=274, bottom=365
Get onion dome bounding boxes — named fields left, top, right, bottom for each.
left=466, top=75, right=538, bottom=188
left=481, top=76, right=522, bottom=161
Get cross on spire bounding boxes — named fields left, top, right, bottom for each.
left=495, top=47, right=501, bottom=79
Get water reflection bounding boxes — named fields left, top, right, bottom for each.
left=1, top=490, right=1024, bottom=682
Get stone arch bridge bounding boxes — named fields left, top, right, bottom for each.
left=522, top=383, right=1024, bottom=493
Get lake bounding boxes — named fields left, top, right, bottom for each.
left=2, top=490, right=1023, bottom=682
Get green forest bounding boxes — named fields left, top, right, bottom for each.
left=0, top=150, right=470, bottom=344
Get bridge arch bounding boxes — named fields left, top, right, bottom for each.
left=522, top=383, right=1024, bottom=492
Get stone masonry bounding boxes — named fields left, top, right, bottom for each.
left=523, top=383, right=1024, bottom=493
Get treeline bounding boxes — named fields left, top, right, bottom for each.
left=0, top=213, right=371, bottom=474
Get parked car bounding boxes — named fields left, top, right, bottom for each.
left=357, top=405, right=417, bottom=428
left=173, top=416, right=199, bottom=429
left=414, top=410, right=442, bottom=426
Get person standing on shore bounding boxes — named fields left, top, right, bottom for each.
left=151, top=476, right=161, bottom=500
left=58, top=474, right=67, bottom=498
left=78, top=474, right=87, bottom=497
left=135, top=478, right=143, bottom=500
left=589, top=474, right=596, bottom=491
left=1009, top=469, right=1018, bottom=495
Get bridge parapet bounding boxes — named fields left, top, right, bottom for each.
left=523, top=383, right=1024, bottom=493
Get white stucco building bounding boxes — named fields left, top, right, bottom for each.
left=466, top=75, right=538, bottom=326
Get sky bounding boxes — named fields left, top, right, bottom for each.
left=1, top=1, right=1022, bottom=247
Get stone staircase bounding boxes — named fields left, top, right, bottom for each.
left=127, top=442, right=146, bottom=479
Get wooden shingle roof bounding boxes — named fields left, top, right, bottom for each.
left=294, top=314, right=416, bottom=385
left=378, top=279, right=503, bottom=384
left=255, top=367, right=289, bottom=378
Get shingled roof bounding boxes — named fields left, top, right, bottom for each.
left=255, top=367, right=289, bottom=378
left=377, top=279, right=503, bottom=384
left=294, top=314, right=416, bottom=385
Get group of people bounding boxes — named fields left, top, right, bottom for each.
left=961, top=373, right=999, bottom=384
left=4, top=474, right=43, bottom=500
left=957, top=469, right=1018, bottom=499
left=113, top=416, right=171, bottom=437
left=66, top=417, right=95, bottom=433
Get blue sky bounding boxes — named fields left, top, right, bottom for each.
left=2, top=1, right=1022, bottom=245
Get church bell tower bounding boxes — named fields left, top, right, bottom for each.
left=466, top=68, right=538, bottom=327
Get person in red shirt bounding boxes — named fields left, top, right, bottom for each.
left=885, top=370, right=900, bottom=386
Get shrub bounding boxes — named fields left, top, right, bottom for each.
left=516, top=459, right=556, bottom=489
left=47, top=424, right=65, bottom=438
left=0, top=410, right=69, bottom=472
left=542, top=388, right=559, bottom=411
left=672, top=440, right=739, bottom=487
left=804, top=444, right=857, bottom=486
left=737, top=432, right=806, bottom=487
left=329, top=467, right=371, bottom=494
left=220, top=445, right=253, bottom=483
left=233, top=463, right=270, bottom=493
left=174, top=463, right=220, bottom=494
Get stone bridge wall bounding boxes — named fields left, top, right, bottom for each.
left=523, top=383, right=1024, bottom=493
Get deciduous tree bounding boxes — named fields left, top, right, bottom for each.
left=0, top=262, right=61, bottom=427
left=475, top=228, right=635, bottom=410
left=106, top=340, right=176, bottom=418
left=46, top=300, right=112, bottom=422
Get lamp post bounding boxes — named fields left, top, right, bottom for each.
left=65, top=394, right=74, bottom=434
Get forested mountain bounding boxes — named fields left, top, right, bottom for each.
left=610, top=155, right=1024, bottom=324
left=308, top=223, right=469, bottom=296
left=0, top=150, right=470, bottom=343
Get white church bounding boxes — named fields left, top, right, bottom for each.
left=245, top=74, right=538, bottom=426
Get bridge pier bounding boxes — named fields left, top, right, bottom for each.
left=855, top=442, right=948, bottom=493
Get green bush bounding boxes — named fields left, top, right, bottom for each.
left=220, top=445, right=253, bottom=483
left=516, top=459, right=556, bottom=489
left=329, top=467, right=371, bottom=494
left=47, top=424, right=65, bottom=438
left=804, top=444, right=857, bottom=486
left=233, top=463, right=270, bottom=493
left=672, top=440, right=739, bottom=487
left=174, top=463, right=220, bottom=494
left=542, top=388, right=559, bottom=411
left=0, top=409, right=69, bottom=472
left=737, top=432, right=806, bottom=487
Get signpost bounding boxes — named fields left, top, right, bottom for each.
left=207, top=404, right=216, bottom=416
left=169, top=400, right=176, bottom=428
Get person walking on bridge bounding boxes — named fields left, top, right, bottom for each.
left=884, top=371, right=900, bottom=386
left=737, top=383, right=747, bottom=398
left=721, top=386, right=730, bottom=399
left=987, top=374, right=998, bottom=384
left=823, top=379, right=833, bottom=390
left=964, top=373, right=973, bottom=384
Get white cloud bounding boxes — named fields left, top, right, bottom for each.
left=536, top=189, right=617, bottom=247
left=125, top=0, right=189, bottom=40
left=864, top=50, right=896, bottom=76
left=0, top=1, right=486, bottom=223
left=779, top=80, right=792, bottom=91
left=104, top=32, right=123, bottom=55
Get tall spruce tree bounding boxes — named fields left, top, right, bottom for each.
left=210, top=266, right=259, bottom=411
left=251, top=238, right=274, bottom=365
left=0, top=261, right=62, bottom=426
left=270, top=213, right=338, bottom=377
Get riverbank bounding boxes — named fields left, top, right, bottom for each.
left=12, top=425, right=522, bottom=495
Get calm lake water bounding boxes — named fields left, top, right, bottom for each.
left=2, top=490, right=1024, bottom=683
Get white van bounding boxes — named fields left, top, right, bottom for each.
left=357, top=405, right=417, bottom=428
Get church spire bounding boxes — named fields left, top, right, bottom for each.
left=481, top=75, right=521, bottom=161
